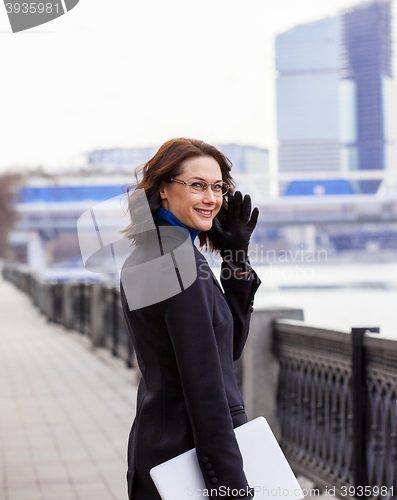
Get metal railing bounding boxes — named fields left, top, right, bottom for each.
left=2, top=265, right=135, bottom=369
left=274, top=319, right=396, bottom=500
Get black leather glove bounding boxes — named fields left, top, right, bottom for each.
left=208, top=191, right=259, bottom=271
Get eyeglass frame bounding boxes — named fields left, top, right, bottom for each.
left=169, top=177, right=230, bottom=197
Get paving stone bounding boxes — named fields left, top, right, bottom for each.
left=0, top=275, right=137, bottom=500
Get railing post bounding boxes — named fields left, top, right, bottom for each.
left=351, top=326, right=379, bottom=498
left=112, top=287, right=119, bottom=357
left=78, top=282, right=85, bottom=333
left=90, top=282, right=105, bottom=347
left=242, top=307, right=304, bottom=440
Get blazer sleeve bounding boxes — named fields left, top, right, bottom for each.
left=158, top=250, right=251, bottom=495
left=220, top=262, right=261, bottom=361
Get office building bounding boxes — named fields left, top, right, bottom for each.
left=276, top=0, right=396, bottom=193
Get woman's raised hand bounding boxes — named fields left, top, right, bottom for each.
left=208, top=191, right=259, bottom=264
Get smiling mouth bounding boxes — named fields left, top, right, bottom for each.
left=194, top=208, right=213, bottom=217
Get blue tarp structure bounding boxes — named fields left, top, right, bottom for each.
left=284, top=180, right=356, bottom=196
left=17, top=185, right=125, bottom=203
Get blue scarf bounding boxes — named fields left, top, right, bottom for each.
left=154, top=207, right=201, bottom=243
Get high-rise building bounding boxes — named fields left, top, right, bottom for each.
left=276, top=16, right=341, bottom=174
left=276, top=0, right=396, bottom=193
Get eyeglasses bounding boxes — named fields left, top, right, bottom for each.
left=170, top=178, right=230, bottom=197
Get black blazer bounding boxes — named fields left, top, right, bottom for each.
left=120, top=220, right=260, bottom=500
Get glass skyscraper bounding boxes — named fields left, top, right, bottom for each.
left=276, top=0, right=396, bottom=193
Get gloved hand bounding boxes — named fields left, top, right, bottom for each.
left=208, top=191, right=259, bottom=269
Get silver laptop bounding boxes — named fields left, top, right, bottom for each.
left=150, top=416, right=304, bottom=499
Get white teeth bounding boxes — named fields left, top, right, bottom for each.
left=195, top=209, right=211, bottom=214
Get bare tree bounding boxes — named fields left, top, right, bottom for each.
left=0, top=174, right=21, bottom=258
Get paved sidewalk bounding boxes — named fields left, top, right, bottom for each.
left=0, top=274, right=332, bottom=500
left=0, top=275, right=138, bottom=500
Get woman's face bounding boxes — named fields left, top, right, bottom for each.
left=159, top=156, right=224, bottom=231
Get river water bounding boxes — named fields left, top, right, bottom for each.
left=213, top=261, right=397, bottom=341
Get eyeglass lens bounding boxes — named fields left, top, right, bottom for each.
left=189, top=180, right=228, bottom=196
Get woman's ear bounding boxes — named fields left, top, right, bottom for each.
left=159, top=181, right=168, bottom=200
left=159, top=182, right=170, bottom=210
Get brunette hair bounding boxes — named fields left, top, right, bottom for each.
left=120, top=138, right=235, bottom=251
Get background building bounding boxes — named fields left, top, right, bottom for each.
left=276, top=16, right=342, bottom=175
left=275, top=0, right=397, bottom=194
left=88, top=144, right=269, bottom=176
left=88, top=144, right=270, bottom=200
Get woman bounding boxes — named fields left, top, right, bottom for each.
left=120, top=138, right=260, bottom=500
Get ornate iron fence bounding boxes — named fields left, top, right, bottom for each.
left=365, top=335, right=397, bottom=499
left=274, top=319, right=396, bottom=500
left=2, top=265, right=135, bottom=369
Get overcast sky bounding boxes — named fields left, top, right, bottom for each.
left=0, top=0, right=374, bottom=172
